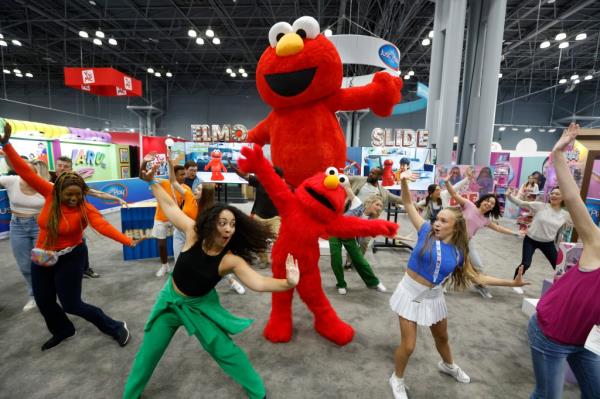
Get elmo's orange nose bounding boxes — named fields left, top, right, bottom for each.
left=276, top=33, right=304, bottom=57
left=324, top=175, right=339, bottom=190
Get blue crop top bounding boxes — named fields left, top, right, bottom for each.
left=407, top=223, right=464, bottom=285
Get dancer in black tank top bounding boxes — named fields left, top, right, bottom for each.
left=123, top=161, right=300, bottom=399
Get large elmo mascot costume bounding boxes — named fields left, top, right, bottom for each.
left=204, top=149, right=227, bottom=181
left=238, top=144, right=398, bottom=345
left=249, top=16, right=403, bottom=187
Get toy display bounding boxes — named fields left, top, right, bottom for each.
left=204, top=149, right=227, bottom=181
left=381, top=159, right=396, bottom=186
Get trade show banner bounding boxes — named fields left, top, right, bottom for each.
left=542, top=140, right=588, bottom=200
left=435, top=165, right=495, bottom=202
left=0, top=190, right=10, bottom=239
left=586, top=198, right=600, bottom=227
left=121, top=205, right=174, bottom=261
left=362, top=146, right=435, bottom=191
left=8, top=138, right=53, bottom=168
left=58, top=141, right=119, bottom=181
left=185, top=142, right=246, bottom=170
left=588, top=159, right=600, bottom=200
left=86, top=178, right=154, bottom=211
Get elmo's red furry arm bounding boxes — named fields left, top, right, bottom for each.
left=325, top=216, right=398, bottom=239
left=247, top=117, right=271, bottom=146
left=238, top=145, right=294, bottom=214
left=326, top=72, right=403, bottom=117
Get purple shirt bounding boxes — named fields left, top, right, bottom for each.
left=461, top=201, right=490, bottom=239
left=537, top=266, right=600, bottom=346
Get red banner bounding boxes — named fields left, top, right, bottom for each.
left=64, top=67, right=142, bottom=97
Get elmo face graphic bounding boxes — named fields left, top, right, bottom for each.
left=211, top=149, right=222, bottom=159
left=256, top=16, right=342, bottom=109
left=296, top=167, right=349, bottom=220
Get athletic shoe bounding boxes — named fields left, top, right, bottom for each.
left=437, top=361, right=470, bottom=383
left=83, top=267, right=100, bottom=278
left=23, top=298, right=37, bottom=312
left=41, top=331, right=76, bottom=351
left=512, top=287, right=524, bottom=295
left=155, top=264, right=169, bottom=277
left=370, top=282, right=387, bottom=292
left=389, top=373, right=408, bottom=399
left=229, top=279, right=246, bottom=295
left=474, top=285, right=493, bottom=299
left=115, top=322, right=130, bottom=347
left=337, top=287, right=347, bottom=295
left=343, top=261, right=353, bottom=270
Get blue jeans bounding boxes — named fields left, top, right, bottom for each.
left=528, top=315, right=600, bottom=399
left=172, top=228, right=186, bottom=262
left=10, top=215, right=39, bottom=297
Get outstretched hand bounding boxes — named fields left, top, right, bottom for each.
left=140, top=161, right=159, bottom=182
left=553, top=122, right=579, bottom=153
left=0, top=118, right=12, bottom=145
left=285, top=254, right=300, bottom=288
left=512, top=266, right=531, bottom=287
left=238, top=144, right=265, bottom=174
left=399, top=170, right=419, bottom=182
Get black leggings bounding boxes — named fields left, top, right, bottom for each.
left=514, top=235, right=557, bottom=278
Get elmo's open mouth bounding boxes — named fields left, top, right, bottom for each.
left=306, top=186, right=335, bottom=211
left=264, top=67, right=317, bottom=97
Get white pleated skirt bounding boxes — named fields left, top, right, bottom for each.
left=389, top=273, right=447, bottom=327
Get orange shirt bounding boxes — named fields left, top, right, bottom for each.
left=4, top=143, right=133, bottom=250
left=154, top=179, right=183, bottom=222
left=180, top=184, right=199, bottom=220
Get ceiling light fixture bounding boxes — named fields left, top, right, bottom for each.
left=571, top=74, right=579, bottom=80
left=547, top=0, right=555, bottom=3
left=421, top=38, right=431, bottom=46
left=498, top=126, right=506, bottom=131
left=498, top=73, right=503, bottom=78
left=324, top=29, right=333, bottom=37
left=428, top=30, right=434, bottom=38
left=539, top=40, right=550, bottom=49
left=512, top=127, right=519, bottom=131
left=188, top=29, right=197, bottom=38
left=0, top=40, right=6, bottom=47
left=166, top=72, right=173, bottom=78
left=95, top=30, right=105, bottom=39
left=242, top=72, right=248, bottom=78
left=15, top=73, right=23, bottom=78
left=25, top=72, right=33, bottom=78
left=584, top=74, right=593, bottom=80
left=196, top=37, right=204, bottom=45
left=574, top=79, right=580, bottom=84
left=13, top=68, right=21, bottom=74
left=408, top=70, right=415, bottom=76
left=2, top=69, right=10, bottom=74
left=0, top=33, right=3, bottom=39
left=555, top=32, right=566, bottom=41
left=238, top=68, right=245, bottom=73
left=108, top=38, right=117, bottom=45
left=230, top=72, right=236, bottom=77
left=558, top=41, right=569, bottom=49
left=147, top=67, right=154, bottom=73
left=206, top=28, right=214, bottom=38
left=212, top=37, right=221, bottom=45
left=403, top=75, right=410, bottom=80
left=548, top=128, right=556, bottom=132
left=226, top=68, right=232, bottom=74
left=559, top=78, right=567, bottom=84
left=524, top=128, right=532, bottom=132
left=92, top=38, right=102, bottom=46
left=154, top=72, right=161, bottom=77
left=78, top=30, right=89, bottom=38
left=575, top=33, right=587, bottom=41
left=11, top=39, right=22, bottom=46
left=539, top=128, right=546, bottom=132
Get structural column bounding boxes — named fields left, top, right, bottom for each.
left=425, top=0, right=468, bottom=164
left=457, top=0, right=507, bottom=164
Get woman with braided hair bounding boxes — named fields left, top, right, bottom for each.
left=0, top=119, right=141, bottom=351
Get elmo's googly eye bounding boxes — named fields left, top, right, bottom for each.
left=292, top=16, right=320, bottom=40
left=268, top=22, right=293, bottom=48
left=325, top=167, right=338, bottom=176
left=338, top=174, right=349, bottom=186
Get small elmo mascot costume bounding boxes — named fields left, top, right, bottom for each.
left=249, top=16, right=403, bottom=187
left=382, top=159, right=396, bottom=186
left=238, top=145, right=398, bottom=345
left=204, top=149, right=227, bottom=181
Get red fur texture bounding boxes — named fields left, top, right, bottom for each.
left=238, top=145, right=398, bottom=346
left=248, top=31, right=403, bottom=187
left=382, top=159, right=396, bottom=186
left=204, top=149, right=227, bottom=181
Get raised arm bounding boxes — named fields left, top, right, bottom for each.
left=246, top=117, right=271, bottom=146
left=222, top=253, right=299, bottom=292
left=552, top=123, right=600, bottom=248
left=505, top=190, right=539, bottom=211
left=444, top=179, right=467, bottom=207
left=400, top=172, right=425, bottom=231
left=0, top=121, right=52, bottom=196
left=325, top=215, right=398, bottom=238
left=87, top=188, right=128, bottom=207
left=237, top=145, right=294, bottom=212
left=141, top=162, right=196, bottom=235
left=85, top=203, right=134, bottom=246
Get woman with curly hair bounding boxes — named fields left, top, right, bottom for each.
left=123, top=161, right=299, bottom=399
left=0, top=119, right=139, bottom=351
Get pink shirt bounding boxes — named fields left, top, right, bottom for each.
left=461, top=201, right=490, bottom=239
left=537, top=267, right=600, bottom=346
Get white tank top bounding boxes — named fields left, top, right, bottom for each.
left=0, top=176, right=45, bottom=214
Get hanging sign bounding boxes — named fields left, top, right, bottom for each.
left=64, top=67, right=142, bottom=97
left=191, top=124, right=248, bottom=142
left=371, top=128, right=430, bottom=147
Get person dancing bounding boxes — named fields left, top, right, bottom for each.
left=123, top=161, right=299, bottom=399
left=0, top=119, right=139, bottom=351
left=388, top=171, right=528, bottom=399
left=527, top=123, right=600, bottom=398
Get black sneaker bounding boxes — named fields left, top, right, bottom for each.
left=115, top=322, right=130, bottom=347
left=41, top=331, right=76, bottom=351
left=83, top=267, right=100, bottom=278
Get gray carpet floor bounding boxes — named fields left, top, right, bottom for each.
left=0, top=204, right=580, bottom=398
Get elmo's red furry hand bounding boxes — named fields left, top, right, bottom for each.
left=370, top=72, right=403, bottom=116
left=237, top=145, right=265, bottom=175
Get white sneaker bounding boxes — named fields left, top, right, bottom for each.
left=337, top=287, right=347, bottom=295
left=155, top=264, right=169, bottom=277
left=512, top=287, right=524, bottom=295
left=475, top=285, right=493, bottom=299
left=389, top=373, right=408, bottom=399
left=229, top=279, right=246, bottom=295
left=23, top=298, right=37, bottom=312
left=375, top=282, right=387, bottom=292
left=437, top=361, right=470, bottom=383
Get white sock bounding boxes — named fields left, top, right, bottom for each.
left=444, top=362, right=456, bottom=369
left=392, top=373, right=404, bottom=383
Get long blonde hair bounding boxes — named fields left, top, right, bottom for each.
left=30, top=159, right=50, bottom=181
left=419, top=207, right=479, bottom=290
